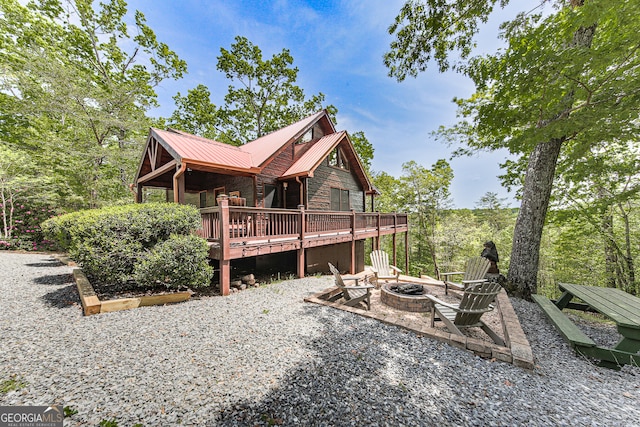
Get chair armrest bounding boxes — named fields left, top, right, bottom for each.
left=442, top=271, right=464, bottom=280
left=462, top=279, right=488, bottom=286
left=390, top=265, right=402, bottom=274
left=345, top=284, right=375, bottom=290
left=425, top=294, right=460, bottom=311
left=342, top=275, right=361, bottom=285
left=370, top=267, right=379, bottom=274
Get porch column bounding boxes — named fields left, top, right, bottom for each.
left=136, top=184, right=143, bottom=203
left=297, top=205, right=305, bottom=278
left=219, top=198, right=231, bottom=296
left=173, top=163, right=186, bottom=204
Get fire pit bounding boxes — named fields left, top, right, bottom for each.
left=380, top=283, right=432, bottom=313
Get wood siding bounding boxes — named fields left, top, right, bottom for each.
left=307, top=153, right=364, bottom=212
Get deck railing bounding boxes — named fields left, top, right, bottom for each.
left=198, top=204, right=408, bottom=243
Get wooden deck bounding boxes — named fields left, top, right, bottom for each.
left=197, top=200, right=409, bottom=296
left=198, top=205, right=408, bottom=260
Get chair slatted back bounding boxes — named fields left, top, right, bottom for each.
left=328, top=263, right=354, bottom=301
left=463, top=257, right=491, bottom=282
left=370, top=250, right=392, bottom=276
left=455, top=281, right=502, bottom=326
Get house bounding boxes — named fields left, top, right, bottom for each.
left=133, top=110, right=408, bottom=295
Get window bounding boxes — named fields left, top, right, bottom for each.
left=330, top=187, right=350, bottom=211
left=328, top=147, right=349, bottom=170
left=296, top=129, right=313, bottom=144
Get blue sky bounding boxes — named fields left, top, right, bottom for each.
left=129, top=0, right=540, bottom=208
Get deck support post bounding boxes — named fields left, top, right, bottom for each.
left=219, top=198, right=231, bottom=295
left=297, top=205, right=305, bottom=278
left=392, top=214, right=397, bottom=266
left=219, top=259, right=230, bottom=296
left=404, top=231, right=409, bottom=274
left=375, top=212, right=381, bottom=250
left=350, top=209, right=356, bottom=274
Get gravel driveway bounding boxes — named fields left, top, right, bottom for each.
left=1, top=252, right=638, bottom=426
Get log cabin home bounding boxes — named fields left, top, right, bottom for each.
left=133, top=110, right=408, bottom=295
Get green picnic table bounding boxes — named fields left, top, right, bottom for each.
left=533, top=283, right=640, bottom=370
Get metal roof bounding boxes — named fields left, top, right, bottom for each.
left=151, top=128, right=254, bottom=171
left=281, top=131, right=346, bottom=179
left=239, top=110, right=326, bottom=166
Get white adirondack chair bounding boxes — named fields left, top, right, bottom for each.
left=369, top=250, right=401, bottom=287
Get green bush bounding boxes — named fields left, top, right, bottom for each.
left=134, top=234, right=213, bottom=289
left=41, top=203, right=208, bottom=288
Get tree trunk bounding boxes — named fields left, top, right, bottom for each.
left=619, top=205, right=636, bottom=294
left=506, top=138, right=563, bottom=300
left=601, top=206, right=618, bottom=288
left=507, top=4, right=595, bottom=300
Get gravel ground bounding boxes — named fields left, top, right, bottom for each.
left=1, top=252, right=638, bottom=427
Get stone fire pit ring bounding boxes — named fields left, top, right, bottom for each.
left=380, top=282, right=432, bottom=313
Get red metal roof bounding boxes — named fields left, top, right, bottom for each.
left=281, top=131, right=346, bottom=179
left=151, top=128, right=255, bottom=171
left=239, top=110, right=326, bottom=166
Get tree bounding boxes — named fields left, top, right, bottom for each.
left=399, top=160, right=453, bottom=278
left=215, top=36, right=334, bottom=146
left=385, top=0, right=640, bottom=299
left=349, top=131, right=375, bottom=174
left=1, top=0, right=186, bottom=208
left=476, top=191, right=511, bottom=235
left=551, top=138, right=639, bottom=294
left=167, top=84, right=220, bottom=140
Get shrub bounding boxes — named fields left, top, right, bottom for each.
left=134, top=234, right=213, bottom=289
left=41, top=203, right=207, bottom=288
left=1, top=203, right=58, bottom=251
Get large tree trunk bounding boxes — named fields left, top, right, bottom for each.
left=506, top=138, right=563, bottom=300
left=507, top=3, right=595, bottom=300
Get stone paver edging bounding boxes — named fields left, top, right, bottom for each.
left=305, top=285, right=534, bottom=370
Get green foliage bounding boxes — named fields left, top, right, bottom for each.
left=214, top=36, right=335, bottom=146
left=168, top=84, right=220, bottom=140
left=63, top=406, right=78, bottom=417
left=134, top=234, right=213, bottom=289
left=0, top=203, right=58, bottom=251
left=385, top=0, right=640, bottom=297
left=41, top=203, right=207, bottom=288
left=0, top=375, right=27, bottom=394
left=1, top=0, right=186, bottom=209
left=349, top=131, right=375, bottom=174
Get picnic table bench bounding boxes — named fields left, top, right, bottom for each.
left=533, top=283, right=640, bottom=370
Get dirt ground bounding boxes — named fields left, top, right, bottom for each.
left=363, top=280, right=506, bottom=345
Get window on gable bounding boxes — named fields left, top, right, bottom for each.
left=328, top=147, right=349, bottom=170
left=330, top=187, right=350, bottom=211
left=296, top=129, right=313, bottom=144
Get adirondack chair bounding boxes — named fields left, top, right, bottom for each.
left=426, top=281, right=505, bottom=346
left=441, top=256, right=491, bottom=295
left=369, top=250, right=401, bottom=287
left=328, top=263, right=374, bottom=310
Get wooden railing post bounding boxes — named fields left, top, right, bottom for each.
left=350, top=209, right=356, bottom=274
left=297, top=205, right=305, bottom=278
left=218, top=198, right=230, bottom=296
left=392, top=213, right=397, bottom=266
left=376, top=211, right=381, bottom=250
